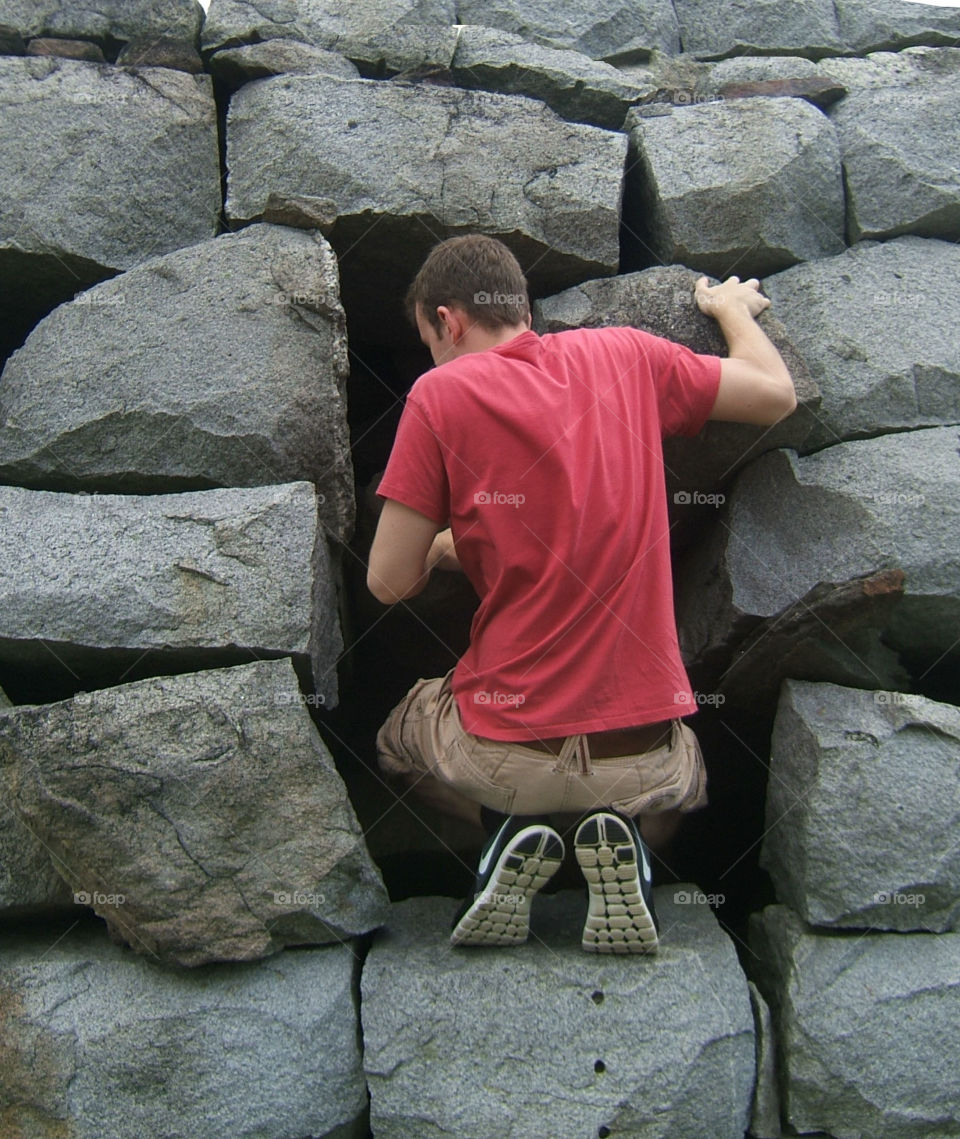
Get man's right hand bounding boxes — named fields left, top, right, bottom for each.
left=695, top=275, right=771, bottom=321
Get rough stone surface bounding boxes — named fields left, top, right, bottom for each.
left=450, top=25, right=653, bottom=128
left=114, top=37, right=204, bottom=72
left=0, top=224, right=354, bottom=541
left=1, top=690, right=75, bottom=914
left=676, top=427, right=960, bottom=671
left=818, top=43, right=960, bottom=90
left=208, top=40, right=360, bottom=88
left=533, top=265, right=819, bottom=534
left=201, top=0, right=456, bottom=54
left=25, top=35, right=106, bottom=61
left=761, top=679, right=960, bottom=932
left=676, top=0, right=960, bottom=60
left=0, top=55, right=220, bottom=348
left=674, top=0, right=845, bottom=60
left=624, top=96, right=845, bottom=278
left=836, top=0, right=960, bottom=55
left=0, top=919, right=367, bottom=1138
left=747, top=981, right=781, bottom=1139
left=456, top=0, right=679, bottom=62
left=363, top=890, right=755, bottom=1138
left=0, top=659, right=389, bottom=966
left=0, top=482, right=343, bottom=707
left=227, top=72, right=627, bottom=343
left=829, top=79, right=960, bottom=242
left=0, top=0, right=203, bottom=46
left=751, top=904, right=960, bottom=1139
left=763, top=236, right=960, bottom=450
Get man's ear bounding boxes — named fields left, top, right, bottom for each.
left=437, top=304, right=469, bottom=343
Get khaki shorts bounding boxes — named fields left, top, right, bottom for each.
left=376, top=669, right=708, bottom=820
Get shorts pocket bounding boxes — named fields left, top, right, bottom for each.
left=440, top=736, right=517, bottom=814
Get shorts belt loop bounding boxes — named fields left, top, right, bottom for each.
left=577, top=734, right=592, bottom=775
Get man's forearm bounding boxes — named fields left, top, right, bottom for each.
left=713, top=306, right=793, bottom=392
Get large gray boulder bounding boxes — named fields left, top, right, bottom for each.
left=763, top=237, right=960, bottom=451
left=0, top=919, right=367, bottom=1138
left=835, top=0, right=960, bottom=55
left=0, top=658, right=389, bottom=966
left=226, top=72, right=626, bottom=343
left=762, top=679, right=960, bottom=932
left=0, top=56, right=219, bottom=347
left=819, top=44, right=960, bottom=93
left=751, top=904, right=960, bottom=1138
left=450, top=25, right=652, bottom=128
left=623, top=97, right=845, bottom=278
left=0, top=0, right=203, bottom=45
left=675, top=0, right=960, bottom=60
left=829, top=78, right=960, bottom=242
left=455, top=0, right=679, bottom=62
left=676, top=427, right=960, bottom=674
left=674, top=0, right=844, bottom=60
left=0, top=482, right=342, bottom=707
left=362, top=890, right=755, bottom=1138
left=208, top=40, right=360, bottom=89
left=202, top=0, right=455, bottom=54
left=0, top=224, right=354, bottom=539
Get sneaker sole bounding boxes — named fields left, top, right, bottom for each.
left=574, top=813, right=658, bottom=955
left=450, top=826, right=564, bottom=947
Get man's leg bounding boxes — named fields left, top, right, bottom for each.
left=638, top=807, right=683, bottom=853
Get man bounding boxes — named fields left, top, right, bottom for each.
left=368, top=235, right=796, bottom=953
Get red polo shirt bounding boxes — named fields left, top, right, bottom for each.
left=376, top=326, right=722, bottom=740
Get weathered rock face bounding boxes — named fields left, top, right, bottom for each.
left=623, top=96, right=846, bottom=278
left=0, top=919, right=368, bottom=1138
left=676, top=427, right=960, bottom=675
left=751, top=904, right=960, bottom=1139
left=0, top=0, right=203, bottom=46
left=362, top=890, right=755, bottom=1138
left=763, top=236, right=960, bottom=451
left=533, top=264, right=819, bottom=501
left=226, top=72, right=627, bottom=343
left=829, top=78, right=960, bottom=242
left=449, top=25, right=652, bottom=128
left=674, top=0, right=960, bottom=60
left=201, top=0, right=455, bottom=55
left=456, top=0, right=679, bottom=62
left=0, top=224, right=355, bottom=538
left=761, top=679, right=960, bottom=932
left=208, top=39, right=360, bottom=89
left=819, top=43, right=960, bottom=92
left=0, top=482, right=342, bottom=707
left=0, top=658, right=389, bottom=966
left=0, top=55, right=219, bottom=352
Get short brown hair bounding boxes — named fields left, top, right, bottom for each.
left=405, top=234, right=530, bottom=334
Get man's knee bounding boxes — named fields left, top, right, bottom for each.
left=637, top=808, right=684, bottom=853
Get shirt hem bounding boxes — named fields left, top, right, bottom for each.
left=456, top=700, right=698, bottom=741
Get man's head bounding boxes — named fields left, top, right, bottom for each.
left=405, top=235, right=532, bottom=365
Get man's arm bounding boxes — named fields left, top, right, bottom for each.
left=366, top=500, right=459, bottom=605
left=695, top=275, right=797, bottom=426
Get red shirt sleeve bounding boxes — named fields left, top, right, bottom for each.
left=628, top=328, right=723, bottom=438
left=375, top=391, right=450, bottom=526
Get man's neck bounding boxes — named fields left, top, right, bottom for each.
left=455, top=321, right=530, bottom=358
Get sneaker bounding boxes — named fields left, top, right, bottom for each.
left=450, top=811, right=565, bottom=947
left=573, top=809, right=659, bottom=954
